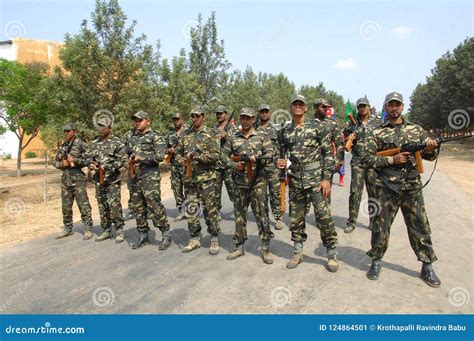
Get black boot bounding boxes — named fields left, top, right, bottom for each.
left=420, top=263, right=441, bottom=288
left=131, top=233, right=149, bottom=249
left=366, top=260, right=381, bottom=280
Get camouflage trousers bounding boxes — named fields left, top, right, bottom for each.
left=61, top=179, right=93, bottom=232
left=171, top=166, right=186, bottom=209
left=131, top=171, right=170, bottom=233
left=347, top=165, right=376, bottom=227
left=215, top=168, right=235, bottom=210
left=95, top=181, right=124, bottom=232
left=185, top=178, right=220, bottom=238
left=233, top=185, right=274, bottom=247
left=264, top=168, right=282, bottom=221
left=367, top=185, right=437, bottom=263
left=289, top=181, right=338, bottom=249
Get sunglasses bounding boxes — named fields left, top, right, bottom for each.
left=191, top=113, right=203, bottom=119
left=215, top=112, right=225, bottom=115
left=63, top=130, right=72, bottom=133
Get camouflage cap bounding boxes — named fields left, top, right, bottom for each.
left=258, top=104, right=270, bottom=111
left=240, top=107, right=255, bottom=117
left=131, top=111, right=150, bottom=120
left=172, top=112, right=182, bottom=119
left=291, top=94, right=307, bottom=105
left=356, top=96, right=370, bottom=107
left=384, top=92, right=404, bottom=104
left=63, top=123, right=77, bottom=131
left=215, top=105, right=227, bottom=113
left=97, top=117, right=112, bottom=127
left=313, top=98, right=331, bottom=107
left=190, top=106, right=205, bottom=114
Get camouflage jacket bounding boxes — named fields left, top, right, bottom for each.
left=222, top=129, right=275, bottom=188
left=316, top=116, right=344, bottom=166
left=363, top=117, right=438, bottom=193
left=165, top=124, right=190, bottom=169
left=127, top=128, right=167, bottom=176
left=343, top=115, right=381, bottom=166
left=256, top=121, right=281, bottom=173
left=122, top=129, right=136, bottom=157
left=175, top=125, right=220, bottom=182
left=281, top=120, right=334, bottom=190
left=53, top=137, right=90, bottom=185
left=213, top=122, right=238, bottom=170
left=89, top=134, right=126, bottom=185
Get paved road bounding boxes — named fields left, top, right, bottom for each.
left=0, top=160, right=472, bottom=314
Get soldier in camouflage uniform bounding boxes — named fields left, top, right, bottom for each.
left=277, top=95, right=339, bottom=271
left=53, top=123, right=93, bottom=240
left=363, top=92, right=441, bottom=288
left=88, top=118, right=127, bottom=243
left=255, top=104, right=285, bottom=231
left=127, top=111, right=172, bottom=250
left=343, top=96, right=380, bottom=233
left=165, top=112, right=189, bottom=222
left=313, top=98, right=345, bottom=187
left=175, top=106, right=221, bottom=255
left=222, top=108, right=275, bottom=264
left=213, top=105, right=237, bottom=214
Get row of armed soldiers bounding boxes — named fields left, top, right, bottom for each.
left=53, top=91, right=442, bottom=288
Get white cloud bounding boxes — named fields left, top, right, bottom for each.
left=392, top=26, right=415, bottom=39
left=333, top=58, right=358, bottom=70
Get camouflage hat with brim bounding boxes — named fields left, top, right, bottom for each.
left=258, top=104, right=270, bottom=111
left=131, top=111, right=150, bottom=120
left=63, top=123, right=77, bottom=131
left=97, top=117, right=112, bottom=127
left=215, top=105, right=227, bottom=113
left=313, top=98, right=331, bottom=107
left=240, top=107, right=255, bottom=117
left=291, top=94, right=307, bottom=105
left=384, top=92, right=404, bottom=104
left=356, top=97, right=370, bottom=107
left=172, top=112, right=182, bottom=119
left=191, top=106, right=205, bottom=114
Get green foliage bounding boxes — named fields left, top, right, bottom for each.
left=25, top=151, right=37, bottom=159
left=2, top=153, right=12, bottom=160
left=299, top=83, right=346, bottom=126
left=409, top=37, right=473, bottom=129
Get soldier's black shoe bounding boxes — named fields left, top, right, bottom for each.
left=366, top=261, right=381, bottom=280
left=420, top=264, right=441, bottom=288
left=158, top=237, right=172, bottom=251
left=131, top=234, right=149, bottom=249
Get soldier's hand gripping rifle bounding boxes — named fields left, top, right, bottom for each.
left=278, top=127, right=286, bottom=213
left=185, top=147, right=200, bottom=178
left=128, top=153, right=136, bottom=178
left=344, top=113, right=357, bottom=152
left=375, top=134, right=473, bottom=174
left=63, top=136, right=76, bottom=167
left=164, top=137, right=179, bottom=164
left=91, top=157, right=105, bottom=185
left=220, top=110, right=235, bottom=147
left=231, top=154, right=253, bottom=182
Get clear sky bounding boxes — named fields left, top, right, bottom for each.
left=1, top=0, right=472, bottom=110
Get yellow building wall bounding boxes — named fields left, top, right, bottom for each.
left=13, top=38, right=64, bottom=158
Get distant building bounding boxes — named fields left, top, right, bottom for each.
left=0, top=38, right=63, bottom=159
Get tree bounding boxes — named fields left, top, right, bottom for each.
left=409, top=37, right=474, bottom=129
left=0, top=60, right=51, bottom=176
left=46, top=0, right=157, bottom=143
left=189, top=12, right=231, bottom=107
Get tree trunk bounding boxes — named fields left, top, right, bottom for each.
left=16, top=140, right=22, bottom=177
